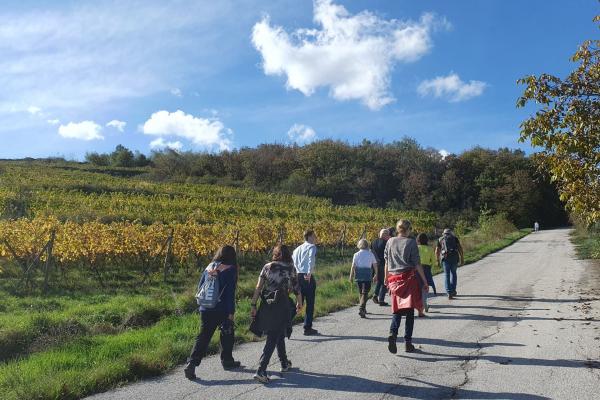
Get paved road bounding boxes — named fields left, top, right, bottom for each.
left=88, top=229, right=600, bottom=400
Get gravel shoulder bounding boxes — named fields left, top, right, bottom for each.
left=87, top=229, right=600, bottom=400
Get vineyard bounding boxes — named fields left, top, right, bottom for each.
left=0, top=161, right=436, bottom=290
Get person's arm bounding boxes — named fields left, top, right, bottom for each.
left=222, top=268, right=236, bottom=319
left=290, top=268, right=303, bottom=312
left=306, top=244, right=316, bottom=279
left=434, top=242, right=441, bottom=265
left=250, top=275, right=265, bottom=318
left=458, top=240, right=464, bottom=266
left=349, top=262, right=355, bottom=282
left=412, top=241, right=427, bottom=289
left=372, top=261, right=378, bottom=283
left=384, top=262, right=389, bottom=286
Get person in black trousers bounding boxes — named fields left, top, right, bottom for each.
left=371, top=228, right=391, bottom=306
left=184, top=245, right=241, bottom=380
left=292, top=230, right=318, bottom=335
left=250, top=244, right=303, bottom=383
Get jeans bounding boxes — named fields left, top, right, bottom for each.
left=442, top=259, right=458, bottom=294
left=422, top=265, right=437, bottom=295
left=389, top=308, right=414, bottom=341
left=373, top=265, right=387, bottom=302
left=357, top=281, right=372, bottom=311
left=299, top=274, right=316, bottom=329
left=258, top=329, right=287, bottom=372
left=188, top=311, right=234, bottom=366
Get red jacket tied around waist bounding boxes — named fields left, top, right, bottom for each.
left=388, top=270, right=423, bottom=313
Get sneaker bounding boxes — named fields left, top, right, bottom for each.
left=425, top=304, right=430, bottom=312
left=378, top=301, right=389, bottom=306
left=183, top=364, right=196, bottom=380
left=280, top=359, right=292, bottom=372
left=372, top=295, right=379, bottom=304
left=222, top=360, right=241, bottom=370
left=303, top=328, right=319, bottom=336
left=448, top=293, right=454, bottom=300
left=405, top=342, right=416, bottom=353
left=253, top=370, right=270, bottom=384
left=387, top=335, right=397, bottom=354
left=418, top=313, right=427, bottom=318
left=359, top=309, right=366, bottom=318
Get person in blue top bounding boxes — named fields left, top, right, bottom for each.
left=349, top=239, right=378, bottom=318
left=184, top=245, right=240, bottom=380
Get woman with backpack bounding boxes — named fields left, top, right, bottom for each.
left=184, top=245, right=241, bottom=380
left=384, top=220, right=428, bottom=353
left=250, top=244, right=303, bottom=383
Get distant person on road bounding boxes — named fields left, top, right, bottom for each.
left=384, top=220, right=428, bottom=353
left=371, top=229, right=391, bottom=306
left=292, top=230, right=319, bottom=336
left=250, top=244, right=303, bottom=383
left=184, top=245, right=240, bottom=380
left=417, top=233, right=437, bottom=316
left=349, top=239, right=378, bottom=318
left=435, top=228, right=464, bottom=300
left=534, top=221, right=540, bottom=232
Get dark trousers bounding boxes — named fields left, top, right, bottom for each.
left=357, top=281, right=372, bottom=311
left=373, top=265, right=387, bottom=302
left=422, top=265, right=437, bottom=294
left=389, top=308, right=415, bottom=341
left=188, top=311, right=234, bottom=366
left=442, top=259, right=458, bottom=294
left=258, top=329, right=287, bottom=372
left=299, top=274, right=316, bottom=329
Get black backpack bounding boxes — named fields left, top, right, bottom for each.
left=440, top=234, right=459, bottom=259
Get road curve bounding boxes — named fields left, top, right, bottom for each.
left=87, top=229, right=600, bottom=400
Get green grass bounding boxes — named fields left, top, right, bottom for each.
left=570, top=226, right=600, bottom=259
left=0, top=230, right=529, bottom=400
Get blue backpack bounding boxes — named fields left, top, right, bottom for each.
left=195, top=262, right=227, bottom=309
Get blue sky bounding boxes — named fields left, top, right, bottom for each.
left=0, top=0, right=597, bottom=159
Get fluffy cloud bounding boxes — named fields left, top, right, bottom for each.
left=170, top=88, right=182, bottom=97
left=142, top=110, right=232, bottom=151
left=58, top=121, right=103, bottom=140
left=27, top=106, right=42, bottom=115
left=149, top=137, right=183, bottom=151
left=47, top=119, right=60, bottom=125
left=106, top=119, right=126, bottom=132
left=252, top=0, right=449, bottom=110
left=439, top=149, right=450, bottom=159
left=418, top=73, right=486, bottom=102
left=287, top=124, right=317, bottom=144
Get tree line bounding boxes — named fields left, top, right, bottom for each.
left=87, top=139, right=568, bottom=229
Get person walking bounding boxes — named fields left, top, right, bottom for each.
left=349, top=239, right=378, bottom=318
left=384, top=220, right=428, bottom=353
left=184, top=245, right=241, bottom=380
left=292, top=230, right=319, bottom=336
left=417, top=233, right=437, bottom=315
left=371, top=229, right=390, bottom=306
left=435, top=228, right=464, bottom=300
left=534, top=221, right=540, bottom=232
left=250, top=244, right=303, bottom=383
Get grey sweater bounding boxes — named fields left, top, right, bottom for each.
left=384, top=236, right=421, bottom=273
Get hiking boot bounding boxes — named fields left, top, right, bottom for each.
left=304, top=328, right=319, bottom=336
left=222, top=360, right=241, bottom=370
left=405, top=342, right=416, bottom=353
left=448, top=293, right=454, bottom=300
left=359, top=309, right=366, bottom=318
left=452, top=290, right=458, bottom=297
left=280, top=359, right=292, bottom=372
left=388, top=335, right=397, bottom=354
left=372, top=295, right=379, bottom=304
left=183, top=363, right=197, bottom=380
left=253, top=370, right=270, bottom=384
left=379, top=301, right=389, bottom=306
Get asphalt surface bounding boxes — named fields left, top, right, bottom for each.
left=87, top=229, right=600, bottom=400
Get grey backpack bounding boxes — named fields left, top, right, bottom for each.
left=195, top=262, right=226, bottom=309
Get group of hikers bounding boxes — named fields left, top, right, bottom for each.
left=184, top=220, right=464, bottom=384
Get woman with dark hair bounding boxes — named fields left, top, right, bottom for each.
left=250, top=244, right=303, bottom=383
left=184, top=245, right=240, bottom=380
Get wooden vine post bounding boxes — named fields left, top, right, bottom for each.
left=163, top=228, right=174, bottom=282
left=43, top=230, right=56, bottom=293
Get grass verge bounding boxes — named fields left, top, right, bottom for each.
left=0, top=230, right=529, bottom=400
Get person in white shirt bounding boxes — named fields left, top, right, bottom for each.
left=292, top=230, right=318, bottom=336
left=534, top=221, right=540, bottom=232
left=349, top=239, right=378, bottom=318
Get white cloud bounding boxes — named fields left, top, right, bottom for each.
left=252, top=0, right=449, bottom=110
left=418, top=73, right=486, bottom=102
left=170, top=88, right=183, bottom=97
left=149, top=137, right=183, bottom=151
left=27, top=106, right=41, bottom=115
left=47, top=119, right=60, bottom=125
left=439, top=149, right=450, bottom=159
left=58, top=121, right=103, bottom=140
left=287, top=124, right=317, bottom=144
left=106, top=119, right=126, bottom=132
left=142, top=110, right=232, bottom=151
